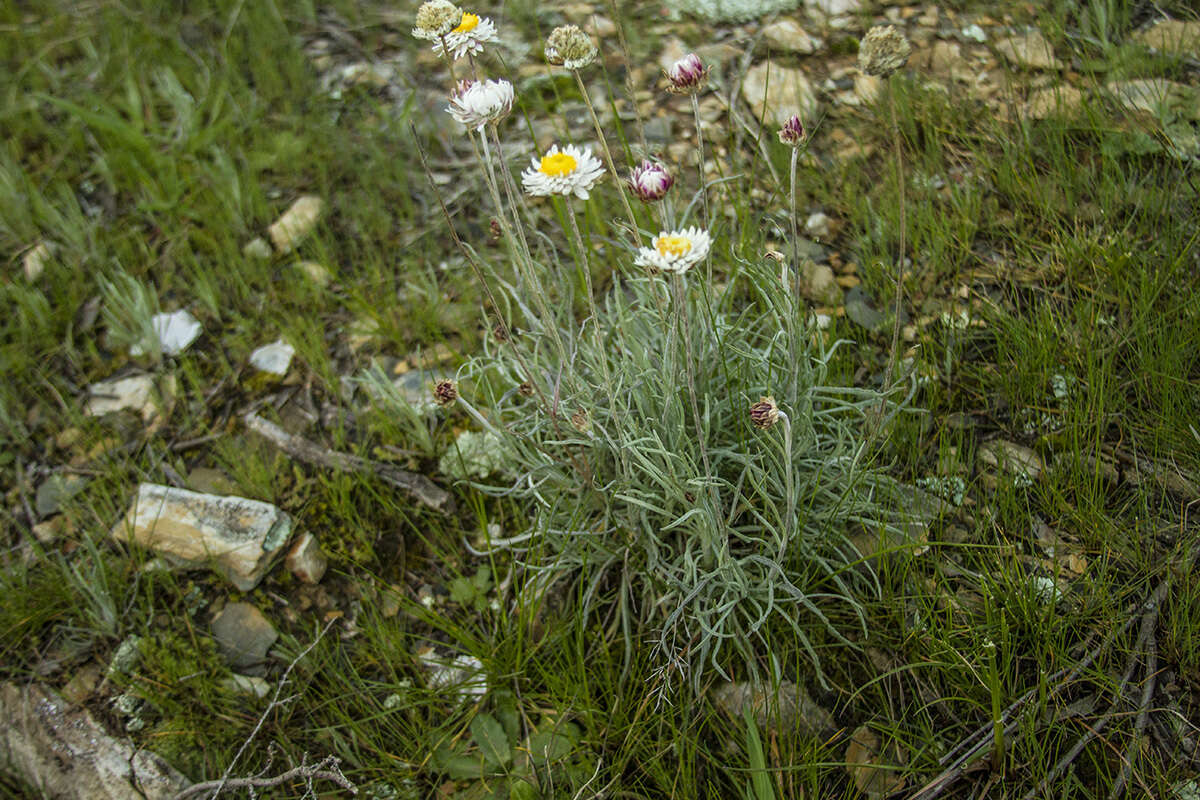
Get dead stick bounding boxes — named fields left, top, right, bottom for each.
left=242, top=412, right=452, bottom=513
left=172, top=760, right=355, bottom=800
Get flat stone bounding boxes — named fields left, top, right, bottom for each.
left=222, top=673, right=271, bottom=698
left=1026, top=84, right=1084, bottom=119
left=1106, top=79, right=1200, bottom=122
left=22, top=241, right=56, bottom=281
left=978, top=440, right=1044, bottom=482
left=0, top=682, right=191, bottom=799
left=763, top=19, right=821, bottom=54
left=296, top=260, right=332, bottom=286
left=86, top=373, right=176, bottom=425
left=805, top=211, right=832, bottom=238
left=1133, top=20, right=1200, bottom=55
left=268, top=195, right=323, bottom=254
left=211, top=602, right=278, bottom=672
left=285, top=530, right=328, bottom=584
left=249, top=339, right=295, bottom=376
left=844, top=286, right=885, bottom=331
left=110, top=483, right=293, bottom=591
left=804, top=0, right=860, bottom=15
left=665, top=0, right=800, bottom=23
left=741, top=62, right=818, bottom=128
left=35, top=474, right=88, bottom=518
left=712, top=680, right=834, bottom=735
left=995, top=31, right=1063, bottom=70
left=243, top=237, right=273, bottom=260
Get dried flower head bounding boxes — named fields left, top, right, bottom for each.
left=488, top=218, right=502, bottom=246
left=518, top=381, right=534, bottom=397
left=570, top=408, right=590, bottom=433
left=749, top=396, right=780, bottom=429
left=446, top=78, right=513, bottom=131
left=778, top=115, right=806, bottom=146
left=521, top=143, right=605, bottom=200
left=491, top=322, right=509, bottom=342
left=432, top=11, right=498, bottom=60
left=858, top=25, right=912, bottom=77
left=628, top=160, right=674, bottom=202
left=666, top=53, right=709, bottom=94
left=634, top=227, right=711, bottom=274
left=412, top=0, right=464, bottom=40
left=433, top=379, right=459, bottom=406
left=544, top=25, right=598, bottom=70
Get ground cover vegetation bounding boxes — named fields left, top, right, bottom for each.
left=1, top=0, right=1199, bottom=797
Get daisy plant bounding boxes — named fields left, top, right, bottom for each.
left=431, top=11, right=497, bottom=61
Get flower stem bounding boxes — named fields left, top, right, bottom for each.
left=574, top=69, right=641, bottom=243
left=690, top=93, right=712, bottom=284
left=883, top=84, right=907, bottom=390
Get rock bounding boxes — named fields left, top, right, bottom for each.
left=1025, top=84, right=1084, bottom=119
left=249, top=339, right=295, bottom=376
left=994, top=31, right=1063, bottom=70
left=1106, top=79, right=1200, bottom=122
left=1133, top=20, right=1200, bottom=54
left=416, top=648, right=487, bottom=699
left=296, top=260, right=332, bottom=286
left=804, top=0, right=860, bottom=16
left=712, top=680, right=834, bottom=735
left=763, top=19, right=821, bottom=54
left=60, top=664, right=103, bottom=705
left=285, top=531, right=328, bottom=584
left=222, top=673, right=271, bottom=699
left=919, top=40, right=972, bottom=81
left=85, top=373, right=176, bottom=425
left=961, top=24, right=987, bottom=43
left=978, top=440, right=1044, bottom=484
left=802, top=260, right=843, bottom=306
left=22, top=241, right=56, bottom=281
left=243, top=237, right=273, bottom=260
left=845, top=724, right=906, bottom=798
left=211, top=602, right=278, bottom=672
left=186, top=466, right=239, bottom=496
left=741, top=62, right=818, bottom=128
left=268, top=195, right=323, bottom=254
left=805, top=211, right=832, bottom=238
left=664, top=0, right=800, bottom=23
left=844, top=286, right=885, bottom=331
left=130, top=310, right=203, bottom=357
left=0, top=682, right=191, bottom=799
left=35, top=474, right=88, bottom=518
left=110, top=483, right=293, bottom=591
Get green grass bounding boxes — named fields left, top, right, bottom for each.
left=2, top=0, right=1199, bottom=797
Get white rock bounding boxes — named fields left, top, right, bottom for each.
left=249, top=339, right=295, bottom=375
left=86, top=374, right=176, bottom=424
left=1133, top=20, right=1200, bottom=54
left=978, top=440, right=1044, bottom=483
left=417, top=648, right=487, bottom=699
left=222, top=674, right=271, bottom=699
left=804, top=0, right=860, bottom=16
left=741, top=62, right=818, bottom=128
left=296, top=260, right=333, bottom=286
left=763, top=19, right=821, bottom=54
left=0, top=682, right=191, bottom=799
left=243, top=237, right=273, bottom=260
left=1025, top=85, right=1084, bottom=119
left=285, top=530, right=327, bottom=584
left=962, top=24, right=987, bottom=43
left=130, top=310, right=202, bottom=357
left=22, top=241, right=56, bottom=281
left=802, top=260, right=843, bottom=306
left=994, top=31, right=1063, bottom=70
left=268, top=195, right=323, bottom=254
left=805, top=211, right=832, bottom=238
left=110, top=483, right=293, bottom=591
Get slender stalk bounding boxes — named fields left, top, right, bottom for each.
left=779, top=411, right=795, bottom=548
left=689, top=93, right=712, bottom=284
left=883, top=84, right=908, bottom=390
left=788, top=146, right=802, bottom=304
left=671, top=274, right=721, bottom=562
left=573, top=69, right=641, bottom=242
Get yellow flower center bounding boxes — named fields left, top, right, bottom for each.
left=539, top=152, right=578, bottom=177
left=655, top=235, right=692, bottom=258
left=453, top=12, right=480, bottom=33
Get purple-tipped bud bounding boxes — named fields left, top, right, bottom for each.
left=433, top=379, right=459, bottom=406
left=666, top=53, right=708, bottom=95
left=628, top=160, right=674, bottom=202
left=778, top=115, right=806, bottom=147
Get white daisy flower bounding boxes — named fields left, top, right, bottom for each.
left=521, top=144, right=605, bottom=200
left=446, top=78, right=513, bottom=131
left=432, top=12, right=498, bottom=60
left=634, top=227, right=711, bottom=274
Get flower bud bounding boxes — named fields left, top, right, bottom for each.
left=778, top=115, right=806, bottom=147
left=628, top=160, right=674, bottom=202
left=749, top=396, right=781, bottom=429
left=665, top=53, right=708, bottom=94
left=433, top=379, right=459, bottom=406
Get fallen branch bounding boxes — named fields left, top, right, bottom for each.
left=243, top=412, right=452, bottom=513
left=171, top=755, right=355, bottom=800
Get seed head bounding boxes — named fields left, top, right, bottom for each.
left=750, top=396, right=781, bottom=429
left=433, top=379, right=459, bottom=406
left=778, top=115, right=806, bottom=147
left=413, top=0, right=464, bottom=40
left=570, top=408, right=590, bottom=433
left=858, top=25, right=912, bottom=77
left=518, top=381, right=534, bottom=397
left=544, top=25, right=598, bottom=70
left=666, top=53, right=708, bottom=94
